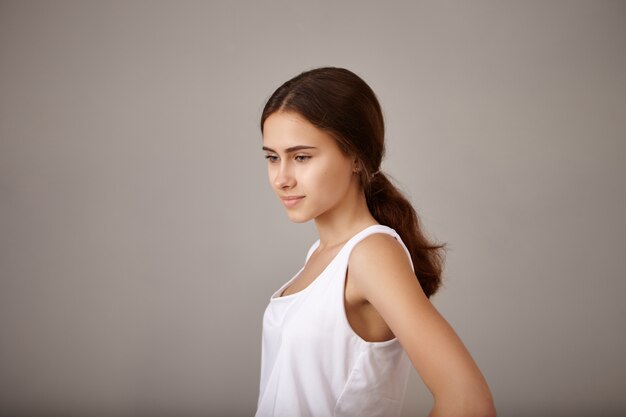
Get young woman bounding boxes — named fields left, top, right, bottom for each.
left=255, top=67, right=496, bottom=417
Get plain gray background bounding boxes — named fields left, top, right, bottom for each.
left=1, top=1, right=625, bottom=416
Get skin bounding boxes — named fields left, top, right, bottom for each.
left=262, top=110, right=497, bottom=417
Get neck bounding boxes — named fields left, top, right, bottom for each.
left=313, top=187, right=378, bottom=250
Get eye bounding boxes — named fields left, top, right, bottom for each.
left=264, top=154, right=279, bottom=163
left=294, top=155, right=311, bottom=162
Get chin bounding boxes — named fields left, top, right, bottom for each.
left=286, top=212, right=313, bottom=224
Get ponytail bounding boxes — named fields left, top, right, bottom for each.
left=364, top=171, right=446, bottom=298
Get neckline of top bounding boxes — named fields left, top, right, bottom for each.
left=270, top=224, right=394, bottom=301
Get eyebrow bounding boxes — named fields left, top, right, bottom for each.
left=262, top=145, right=318, bottom=153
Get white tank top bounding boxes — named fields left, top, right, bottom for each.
left=255, top=225, right=413, bottom=417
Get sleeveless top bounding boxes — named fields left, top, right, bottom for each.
left=255, top=225, right=413, bottom=417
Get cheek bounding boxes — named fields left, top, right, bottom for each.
left=314, top=162, right=353, bottom=194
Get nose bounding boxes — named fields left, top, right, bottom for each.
left=272, top=162, right=296, bottom=190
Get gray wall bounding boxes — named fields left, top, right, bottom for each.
left=1, top=1, right=625, bottom=416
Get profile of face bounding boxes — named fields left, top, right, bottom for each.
left=262, top=111, right=359, bottom=223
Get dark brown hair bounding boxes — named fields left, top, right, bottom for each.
left=260, top=67, right=446, bottom=298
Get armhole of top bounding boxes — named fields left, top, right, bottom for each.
left=339, top=227, right=414, bottom=345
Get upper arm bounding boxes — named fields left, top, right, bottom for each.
left=348, top=234, right=494, bottom=410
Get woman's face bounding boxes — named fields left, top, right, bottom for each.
left=262, top=111, right=358, bottom=223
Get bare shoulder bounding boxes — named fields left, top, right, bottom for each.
left=348, top=232, right=424, bottom=300
left=349, top=232, right=414, bottom=276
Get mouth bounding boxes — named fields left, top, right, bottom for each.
left=280, top=195, right=305, bottom=208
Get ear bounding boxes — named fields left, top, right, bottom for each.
left=352, top=157, right=361, bottom=173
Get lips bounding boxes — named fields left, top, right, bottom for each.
left=280, top=195, right=305, bottom=208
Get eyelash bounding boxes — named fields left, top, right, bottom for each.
left=264, top=155, right=311, bottom=163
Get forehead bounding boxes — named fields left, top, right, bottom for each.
left=262, top=111, right=337, bottom=150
